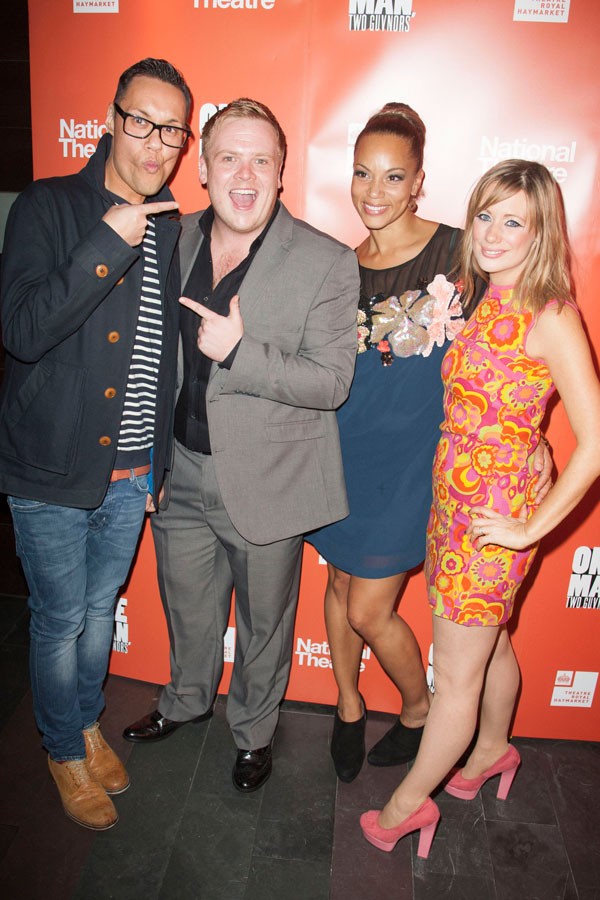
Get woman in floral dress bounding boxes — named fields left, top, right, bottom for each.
left=360, top=159, right=600, bottom=857
left=308, top=105, right=550, bottom=783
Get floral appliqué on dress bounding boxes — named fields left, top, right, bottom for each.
left=357, top=274, right=465, bottom=364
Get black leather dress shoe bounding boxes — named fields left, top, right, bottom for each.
left=122, top=708, right=212, bottom=743
left=232, top=745, right=272, bottom=792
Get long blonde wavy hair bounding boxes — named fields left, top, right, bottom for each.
left=459, top=159, right=575, bottom=314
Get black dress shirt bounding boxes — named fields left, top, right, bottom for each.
left=174, top=202, right=279, bottom=453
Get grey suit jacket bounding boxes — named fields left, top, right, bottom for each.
left=178, top=203, right=359, bottom=545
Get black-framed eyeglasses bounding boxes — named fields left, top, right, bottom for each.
left=113, top=102, right=192, bottom=149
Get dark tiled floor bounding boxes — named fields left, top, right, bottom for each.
left=0, top=589, right=599, bottom=900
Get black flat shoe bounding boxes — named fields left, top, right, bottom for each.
left=367, top=719, right=424, bottom=766
left=232, top=745, right=272, bottom=792
left=122, top=708, right=212, bottom=743
left=331, top=700, right=366, bottom=783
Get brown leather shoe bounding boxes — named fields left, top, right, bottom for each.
left=83, top=723, right=130, bottom=794
left=48, top=757, right=118, bottom=830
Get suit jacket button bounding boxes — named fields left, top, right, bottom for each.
left=116, top=276, right=125, bottom=285
left=95, top=264, right=109, bottom=278
left=104, top=387, right=117, bottom=399
left=107, top=331, right=120, bottom=343
left=99, top=436, right=112, bottom=446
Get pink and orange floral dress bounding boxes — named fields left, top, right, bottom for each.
left=425, top=285, right=556, bottom=626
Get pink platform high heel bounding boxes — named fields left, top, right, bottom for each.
left=444, top=744, right=521, bottom=801
left=360, top=797, right=440, bottom=858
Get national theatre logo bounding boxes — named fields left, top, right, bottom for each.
left=349, top=0, right=414, bottom=32
left=513, top=0, right=570, bottom=23
left=566, top=546, right=600, bottom=609
left=478, top=135, right=576, bottom=183
left=73, top=0, right=119, bottom=12
left=296, top=636, right=371, bottom=672
left=113, top=597, right=129, bottom=654
left=58, top=117, right=107, bottom=159
left=426, top=643, right=434, bottom=693
left=193, top=0, right=276, bottom=9
left=224, top=626, right=236, bottom=663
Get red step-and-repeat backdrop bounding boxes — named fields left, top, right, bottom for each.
left=27, top=0, right=599, bottom=739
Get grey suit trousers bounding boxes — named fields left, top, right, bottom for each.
left=152, top=440, right=303, bottom=750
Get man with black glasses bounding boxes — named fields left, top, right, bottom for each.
left=0, top=58, right=191, bottom=830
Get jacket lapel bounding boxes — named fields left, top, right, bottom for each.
left=179, top=214, right=204, bottom=290
left=233, top=204, right=293, bottom=323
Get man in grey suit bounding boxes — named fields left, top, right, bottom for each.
left=123, top=99, right=359, bottom=791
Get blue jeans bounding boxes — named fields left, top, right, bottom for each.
left=8, top=472, right=148, bottom=760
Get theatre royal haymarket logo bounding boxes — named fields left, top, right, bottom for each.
left=349, top=0, right=415, bottom=32
left=513, top=0, right=570, bottom=23
left=73, top=0, right=119, bottom=12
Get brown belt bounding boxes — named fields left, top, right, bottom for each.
left=110, top=464, right=151, bottom=483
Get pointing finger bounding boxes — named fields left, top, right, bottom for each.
left=179, top=296, right=213, bottom=318
left=141, top=200, right=180, bottom=217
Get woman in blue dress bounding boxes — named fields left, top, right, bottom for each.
left=307, top=104, right=549, bottom=782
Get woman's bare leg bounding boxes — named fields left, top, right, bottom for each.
left=347, top=574, right=430, bottom=725
left=378, top=616, right=500, bottom=827
left=459, top=626, right=520, bottom=778
left=323, top=565, right=365, bottom=721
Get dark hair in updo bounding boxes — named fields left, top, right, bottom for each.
left=355, top=102, right=426, bottom=171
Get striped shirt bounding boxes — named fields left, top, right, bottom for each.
left=117, top=218, right=163, bottom=453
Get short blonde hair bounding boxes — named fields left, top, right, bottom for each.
left=459, top=159, right=574, bottom=314
left=201, top=98, right=286, bottom=164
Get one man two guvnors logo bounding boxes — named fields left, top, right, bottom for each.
left=566, top=546, right=600, bottom=609
left=349, top=0, right=414, bottom=32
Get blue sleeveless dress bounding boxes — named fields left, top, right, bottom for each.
left=307, top=224, right=463, bottom=578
